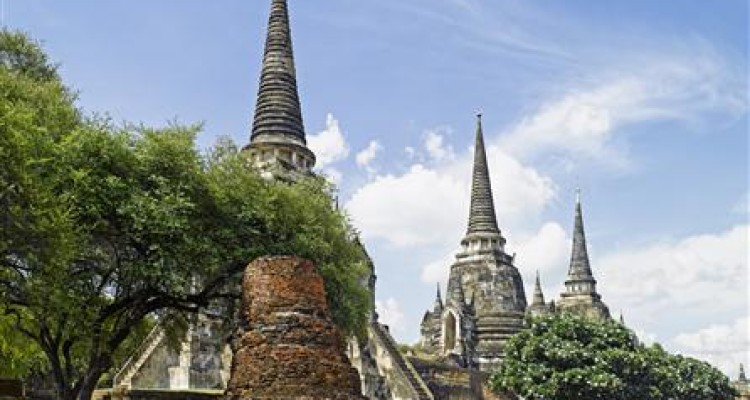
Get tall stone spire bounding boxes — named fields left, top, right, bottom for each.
left=558, top=190, right=610, bottom=320
left=252, top=0, right=305, bottom=143
left=531, top=271, right=545, bottom=306
left=246, top=0, right=315, bottom=177
left=423, top=113, right=526, bottom=371
left=466, top=114, right=500, bottom=237
left=527, top=271, right=552, bottom=317
left=567, top=189, right=594, bottom=282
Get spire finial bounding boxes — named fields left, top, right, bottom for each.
left=251, top=0, right=307, bottom=144
left=575, top=187, right=581, bottom=204
left=465, top=113, right=500, bottom=236
left=433, top=283, right=443, bottom=312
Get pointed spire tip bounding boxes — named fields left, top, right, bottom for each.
left=465, top=112, right=500, bottom=236
left=251, top=0, right=306, bottom=143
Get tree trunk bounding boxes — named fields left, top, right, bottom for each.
left=78, top=383, right=95, bottom=400
left=77, top=361, right=107, bottom=400
left=61, top=388, right=78, bottom=400
left=45, top=349, right=72, bottom=400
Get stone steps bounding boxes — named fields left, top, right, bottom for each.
left=112, top=324, right=166, bottom=387
left=371, top=323, right=433, bottom=400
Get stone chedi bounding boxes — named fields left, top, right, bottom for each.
left=420, top=115, right=613, bottom=375
left=513, top=190, right=610, bottom=322
left=420, top=115, right=527, bottom=371
left=225, top=256, right=366, bottom=399
left=526, top=271, right=555, bottom=317
left=556, top=191, right=610, bottom=320
left=244, top=0, right=316, bottom=179
left=111, top=1, right=318, bottom=390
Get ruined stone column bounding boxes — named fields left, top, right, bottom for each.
left=224, top=256, right=366, bottom=400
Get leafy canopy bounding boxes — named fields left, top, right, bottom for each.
left=0, top=29, right=370, bottom=399
left=490, top=314, right=737, bottom=400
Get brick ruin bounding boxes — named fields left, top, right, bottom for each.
left=223, top=256, right=366, bottom=400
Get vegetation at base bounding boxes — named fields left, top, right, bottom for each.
left=0, top=29, right=370, bottom=400
left=489, top=314, right=737, bottom=400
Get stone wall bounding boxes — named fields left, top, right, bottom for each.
left=93, top=389, right=222, bottom=400
left=348, top=335, right=391, bottom=399
left=409, top=358, right=484, bottom=400
left=224, top=256, right=366, bottom=399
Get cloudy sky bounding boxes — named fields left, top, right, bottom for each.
left=7, top=0, right=748, bottom=377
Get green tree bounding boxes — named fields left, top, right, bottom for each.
left=489, top=314, right=737, bottom=400
left=0, top=308, right=47, bottom=378
left=0, top=29, right=80, bottom=382
left=0, top=30, right=370, bottom=400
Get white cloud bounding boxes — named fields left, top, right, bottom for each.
left=405, top=146, right=416, bottom=159
left=671, top=317, right=749, bottom=377
left=355, top=140, right=382, bottom=171
left=499, top=51, right=746, bottom=168
left=633, top=328, right=658, bottom=346
left=307, top=113, right=349, bottom=167
left=376, top=297, right=406, bottom=334
left=421, top=252, right=454, bottom=288
left=599, top=224, right=748, bottom=320
left=346, top=143, right=554, bottom=248
left=321, top=168, right=343, bottom=186
left=424, top=129, right=455, bottom=162
left=347, top=164, right=466, bottom=247
left=510, top=222, right=569, bottom=275
left=482, top=146, right=556, bottom=228
left=733, top=192, right=749, bottom=216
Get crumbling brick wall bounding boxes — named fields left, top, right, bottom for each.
left=224, top=256, right=366, bottom=400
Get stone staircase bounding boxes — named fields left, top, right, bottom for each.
left=112, top=324, right=165, bottom=388
left=370, top=322, right=434, bottom=400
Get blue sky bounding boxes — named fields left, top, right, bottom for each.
left=6, top=0, right=748, bottom=376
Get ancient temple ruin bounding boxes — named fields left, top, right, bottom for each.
left=420, top=115, right=527, bottom=372
left=418, top=118, right=612, bottom=374
left=555, top=191, right=611, bottom=320
left=224, top=256, right=366, bottom=399
left=112, top=0, right=614, bottom=398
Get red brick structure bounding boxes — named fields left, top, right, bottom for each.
left=224, top=256, right=366, bottom=400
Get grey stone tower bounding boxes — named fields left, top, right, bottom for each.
left=557, top=191, right=610, bottom=320
left=244, top=0, right=316, bottom=179
left=420, top=285, right=443, bottom=351
left=527, top=271, right=553, bottom=317
left=421, top=114, right=527, bottom=371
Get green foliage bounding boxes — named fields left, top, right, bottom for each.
left=0, top=307, right=47, bottom=378
left=0, top=29, right=80, bottom=381
left=490, top=314, right=737, bottom=400
left=0, top=29, right=370, bottom=399
left=0, top=29, right=60, bottom=82
left=200, top=142, right=371, bottom=337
